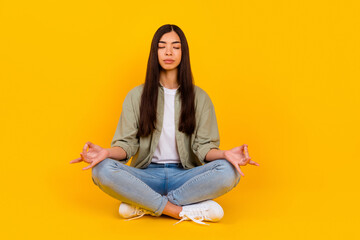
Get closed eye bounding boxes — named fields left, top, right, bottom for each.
left=158, top=47, right=180, bottom=49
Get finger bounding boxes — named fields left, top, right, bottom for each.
left=86, top=141, right=95, bottom=148
left=249, top=160, right=260, bottom=166
left=83, top=143, right=88, bottom=153
left=235, top=165, right=245, bottom=177
left=241, top=157, right=250, bottom=165
left=244, top=145, right=250, bottom=159
left=80, top=152, right=91, bottom=163
left=83, top=163, right=95, bottom=170
left=70, top=157, right=82, bottom=164
left=82, top=144, right=88, bottom=159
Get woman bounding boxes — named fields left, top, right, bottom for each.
left=70, top=24, right=259, bottom=225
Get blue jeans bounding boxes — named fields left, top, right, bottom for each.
left=91, top=158, right=241, bottom=216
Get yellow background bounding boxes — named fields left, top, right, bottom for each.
left=1, top=0, right=359, bottom=239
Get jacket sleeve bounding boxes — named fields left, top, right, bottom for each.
left=110, top=90, right=140, bottom=163
left=192, top=93, right=220, bottom=164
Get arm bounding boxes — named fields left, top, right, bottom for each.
left=192, top=93, right=220, bottom=164
left=205, top=148, right=226, bottom=161
left=110, top=89, right=140, bottom=163
left=105, top=146, right=127, bottom=161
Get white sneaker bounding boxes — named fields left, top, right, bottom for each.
left=118, top=202, right=156, bottom=221
left=174, top=200, right=224, bottom=225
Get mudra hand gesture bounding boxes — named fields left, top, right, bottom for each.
left=70, top=141, right=109, bottom=170
left=224, top=144, right=259, bottom=177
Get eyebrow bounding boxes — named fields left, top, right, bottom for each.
left=158, top=41, right=181, bottom=44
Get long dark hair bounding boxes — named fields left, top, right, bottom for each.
left=136, top=24, right=195, bottom=138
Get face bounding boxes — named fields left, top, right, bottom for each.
left=157, top=31, right=182, bottom=70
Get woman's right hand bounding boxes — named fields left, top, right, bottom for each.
left=70, top=141, right=109, bottom=170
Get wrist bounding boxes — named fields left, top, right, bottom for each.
left=105, top=148, right=111, bottom=158
left=205, top=148, right=227, bottom=161
left=223, top=150, right=227, bottom=158
left=223, top=150, right=229, bottom=160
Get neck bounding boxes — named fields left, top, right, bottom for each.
left=159, top=68, right=179, bottom=89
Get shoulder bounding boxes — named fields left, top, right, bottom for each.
left=194, top=85, right=213, bottom=106
left=127, top=84, right=144, bottom=98
left=123, top=84, right=144, bottom=107
left=125, top=84, right=144, bottom=100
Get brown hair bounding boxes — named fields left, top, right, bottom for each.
left=136, top=24, right=196, bottom=138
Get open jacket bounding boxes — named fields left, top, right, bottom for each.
left=110, top=83, right=220, bottom=169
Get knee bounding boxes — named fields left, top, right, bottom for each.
left=213, top=159, right=241, bottom=188
left=91, top=158, right=117, bottom=184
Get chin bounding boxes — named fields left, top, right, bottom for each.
left=161, top=65, right=177, bottom=71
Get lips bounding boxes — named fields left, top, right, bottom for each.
left=164, top=59, right=175, bottom=63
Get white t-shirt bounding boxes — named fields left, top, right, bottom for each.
left=151, top=84, right=181, bottom=164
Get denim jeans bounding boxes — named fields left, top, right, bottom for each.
left=91, top=158, right=241, bottom=216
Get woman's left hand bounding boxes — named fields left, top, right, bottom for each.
left=224, top=144, right=259, bottom=177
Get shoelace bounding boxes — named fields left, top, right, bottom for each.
left=123, top=205, right=212, bottom=225
left=125, top=207, right=153, bottom=221
left=174, top=208, right=210, bottom=225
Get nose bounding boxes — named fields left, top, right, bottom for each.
left=165, top=47, right=173, bottom=55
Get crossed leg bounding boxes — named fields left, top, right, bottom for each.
left=91, top=158, right=241, bottom=218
